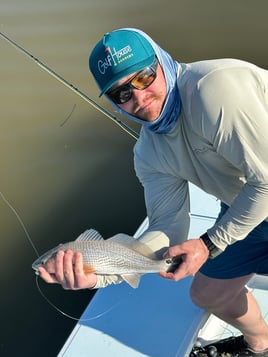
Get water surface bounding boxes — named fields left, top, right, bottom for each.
left=1, top=1, right=268, bottom=356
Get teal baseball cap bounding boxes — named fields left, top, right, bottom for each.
left=89, top=29, right=156, bottom=96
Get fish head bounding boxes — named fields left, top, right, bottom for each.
left=32, top=245, right=62, bottom=272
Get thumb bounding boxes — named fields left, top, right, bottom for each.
left=163, top=245, right=184, bottom=259
left=168, top=245, right=185, bottom=257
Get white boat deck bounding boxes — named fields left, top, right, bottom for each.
left=58, top=185, right=267, bottom=357
left=59, top=276, right=206, bottom=357
left=58, top=276, right=268, bottom=357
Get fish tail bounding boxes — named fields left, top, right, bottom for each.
left=166, top=256, right=183, bottom=273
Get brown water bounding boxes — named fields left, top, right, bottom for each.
left=1, top=1, right=268, bottom=356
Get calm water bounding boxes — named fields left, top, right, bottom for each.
left=1, top=1, right=268, bottom=356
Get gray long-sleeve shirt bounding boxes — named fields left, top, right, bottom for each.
left=134, top=58, right=268, bottom=251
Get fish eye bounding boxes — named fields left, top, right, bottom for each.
left=166, top=258, right=172, bottom=264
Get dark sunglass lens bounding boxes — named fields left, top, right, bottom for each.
left=109, top=86, right=132, bottom=104
left=119, top=90, right=132, bottom=104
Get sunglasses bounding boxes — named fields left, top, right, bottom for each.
left=106, top=59, right=158, bottom=104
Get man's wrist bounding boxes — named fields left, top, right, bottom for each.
left=200, top=232, right=222, bottom=259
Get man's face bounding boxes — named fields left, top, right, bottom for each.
left=109, top=63, right=167, bottom=122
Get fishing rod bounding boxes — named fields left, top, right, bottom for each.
left=0, top=31, right=139, bottom=140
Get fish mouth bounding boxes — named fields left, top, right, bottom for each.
left=32, top=245, right=62, bottom=271
left=32, top=256, right=45, bottom=271
left=32, top=250, right=54, bottom=271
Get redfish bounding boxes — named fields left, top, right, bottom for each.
left=32, top=229, right=179, bottom=288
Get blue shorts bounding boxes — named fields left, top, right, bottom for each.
left=199, top=202, right=268, bottom=279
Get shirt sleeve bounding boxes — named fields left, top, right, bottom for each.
left=93, top=274, right=123, bottom=289
left=134, top=140, right=191, bottom=247
left=193, top=66, right=268, bottom=250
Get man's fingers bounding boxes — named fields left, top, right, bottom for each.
left=38, top=250, right=97, bottom=290
left=160, top=260, right=189, bottom=281
left=62, top=250, right=75, bottom=289
left=38, top=267, right=58, bottom=283
left=55, top=250, right=65, bottom=282
left=159, top=271, right=175, bottom=280
left=73, top=252, right=86, bottom=288
left=167, top=245, right=184, bottom=258
left=73, top=252, right=84, bottom=275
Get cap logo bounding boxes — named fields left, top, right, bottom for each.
left=98, top=45, right=133, bottom=74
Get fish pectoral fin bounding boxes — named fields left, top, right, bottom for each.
left=83, top=264, right=96, bottom=274
left=121, top=274, right=142, bottom=289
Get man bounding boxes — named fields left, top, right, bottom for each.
left=39, top=28, right=268, bottom=356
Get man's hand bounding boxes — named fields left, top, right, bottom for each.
left=38, top=249, right=97, bottom=290
left=159, top=238, right=209, bottom=281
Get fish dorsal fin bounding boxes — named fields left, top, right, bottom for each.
left=76, top=229, right=104, bottom=242
left=108, top=233, right=156, bottom=259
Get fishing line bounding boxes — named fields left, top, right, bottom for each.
left=35, top=276, right=86, bottom=321
left=0, top=190, right=128, bottom=321
left=0, top=191, right=39, bottom=257
left=0, top=190, right=96, bottom=321
left=35, top=263, right=124, bottom=321
left=36, top=275, right=125, bottom=322
left=0, top=31, right=139, bottom=140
